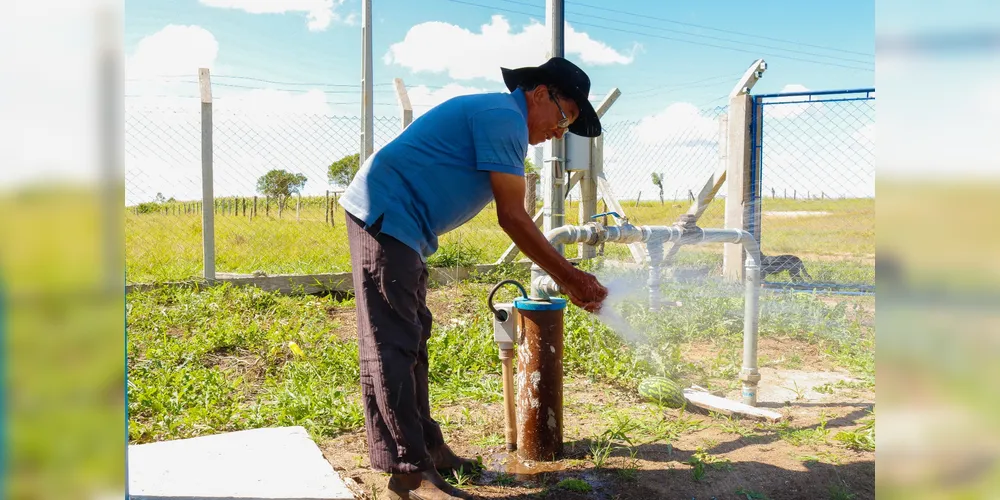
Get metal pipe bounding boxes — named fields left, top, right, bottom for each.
left=544, top=0, right=566, bottom=254
left=499, top=348, right=518, bottom=451
left=360, top=0, right=373, bottom=164
left=740, top=263, right=762, bottom=405
left=534, top=223, right=761, bottom=267
left=531, top=221, right=764, bottom=405
left=646, top=240, right=663, bottom=310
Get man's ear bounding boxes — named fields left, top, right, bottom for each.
left=531, top=84, right=548, bottom=102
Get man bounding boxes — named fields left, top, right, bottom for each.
left=340, top=57, right=609, bottom=500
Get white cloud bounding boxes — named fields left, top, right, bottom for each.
left=765, top=84, right=823, bottom=119
left=406, top=83, right=488, bottom=116
left=633, top=102, right=720, bottom=146
left=123, top=25, right=353, bottom=205
left=384, top=15, right=636, bottom=82
left=126, top=25, right=218, bottom=79
left=198, top=0, right=347, bottom=31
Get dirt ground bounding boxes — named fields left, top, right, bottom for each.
left=320, top=288, right=875, bottom=500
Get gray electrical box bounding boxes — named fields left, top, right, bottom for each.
left=565, top=132, right=592, bottom=172
left=493, top=303, right=517, bottom=349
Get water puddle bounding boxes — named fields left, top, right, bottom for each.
left=477, top=452, right=615, bottom=499
left=482, top=452, right=565, bottom=483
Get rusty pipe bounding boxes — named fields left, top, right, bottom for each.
left=514, top=297, right=566, bottom=462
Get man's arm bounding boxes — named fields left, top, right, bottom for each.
left=489, top=171, right=577, bottom=285
left=490, top=171, right=607, bottom=311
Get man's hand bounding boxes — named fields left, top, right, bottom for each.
left=557, top=270, right=607, bottom=313
left=489, top=171, right=608, bottom=313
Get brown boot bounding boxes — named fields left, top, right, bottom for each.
left=384, top=470, right=473, bottom=500
left=429, top=443, right=479, bottom=475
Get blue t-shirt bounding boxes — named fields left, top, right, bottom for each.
left=340, top=89, right=529, bottom=258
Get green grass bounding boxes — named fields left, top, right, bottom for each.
left=125, top=196, right=875, bottom=284
left=127, top=262, right=875, bottom=446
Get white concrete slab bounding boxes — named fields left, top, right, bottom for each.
left=128, top=426, right=355, bottom=500
left=737, top=367, right=863, bottom=405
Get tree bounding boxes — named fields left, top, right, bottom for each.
left=257, top=169, right=307, bottom=218
left=328, top=153, right=360, bottom=188
left=651, top=172, right=665, bottom=205
left=523, top=157, right=538, bottom=174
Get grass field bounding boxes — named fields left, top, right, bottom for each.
left=125, top=195, right=875, bottom=285
left=126, top=261, right=875, bottom=499
left=122, top=189, right=877, bottom=498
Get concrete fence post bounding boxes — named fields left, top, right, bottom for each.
left=199, top=68, right=215, bottom=281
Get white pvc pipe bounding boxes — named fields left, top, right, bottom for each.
left=532, top=222, right=763, bottom=406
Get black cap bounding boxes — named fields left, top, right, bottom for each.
left=500, top=57, right=602, bottom=138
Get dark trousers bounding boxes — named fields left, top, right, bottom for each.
left=346, top=211, right=445, bottom=474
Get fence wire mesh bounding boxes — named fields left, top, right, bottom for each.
left=125, top=87, right=873, bottom=287
left=125, top=97, right=205, bottom=283
left=753, top=90, right=875, bottom=291
left=595, top=105, right=729, bottom=268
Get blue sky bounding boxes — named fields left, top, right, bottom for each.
left=118, top=0, right=886, bottom=204
left=124, top=0, right=875, bottom=120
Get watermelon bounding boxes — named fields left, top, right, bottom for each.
left=638, top=376, right=686, bottom=408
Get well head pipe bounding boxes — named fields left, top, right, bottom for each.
left=514, top=297, right=566, bottom=462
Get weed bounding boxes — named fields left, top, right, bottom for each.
left=798, top=450, right=843, bottom=465
left=556, top=478, right=592, bottom=493
left=736, top=487, right=771, bottom=499
left=616, top=447, right=640, bottom=482
left=715, top=414, right=759, bottom=439
left=771, top=418, right=831, bottom=447
left=834, top=408, right=875, bottom=452
left=828, top=483, right=856, bottom=500
left=492, top=472, right=516, bottom=487
left=446, top=467, right=474, bottom=488
left=588, top=433, right=614, bottom=469
left=684, top=447, right=731, bottom=482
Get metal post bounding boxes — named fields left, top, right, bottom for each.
left=199, top=68, right=215, bottom=281
left=544, top=0, right=565, bottom=253
left=360, top=0, right=374, bottom=164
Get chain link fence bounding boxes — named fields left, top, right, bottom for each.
left=125, top=97, right=205, bottom=283
left=595, top=105, right=729, bottom=268
left=125, top=87, right=874, bottom=287
left=752, top=89, right=875, bottom=291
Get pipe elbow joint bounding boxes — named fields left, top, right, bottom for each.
left=531, top=275, right=562, bottom=299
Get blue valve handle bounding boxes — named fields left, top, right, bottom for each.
left=591, top=211, right=622, bottom=220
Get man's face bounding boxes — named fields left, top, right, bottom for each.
left=527, top=86, right=579, bottom=146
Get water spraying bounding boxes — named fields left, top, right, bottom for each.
left=488, top=212, right=765, bottom=461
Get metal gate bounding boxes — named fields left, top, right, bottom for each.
left=749, top=88, right=875, bottom=294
